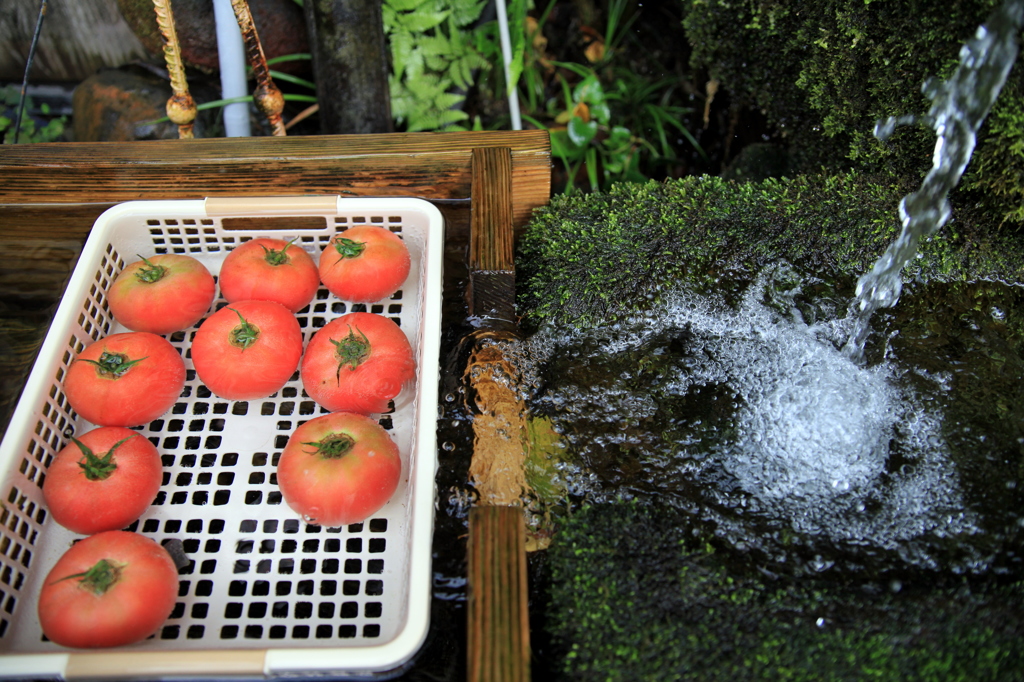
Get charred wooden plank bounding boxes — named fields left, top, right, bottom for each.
left=303, top=0, right=392, bottom=134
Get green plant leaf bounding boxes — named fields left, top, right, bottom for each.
left=604, top=157, right=623, bottom=174
left=386, top=0, right=432, bottom=12
left=265, top=53, right=311, bottom=66
left=550, top=129, right=584, bottom=162
left=266, top=70, right=317, bottom=91
left=382, top=4, right=399, bottom=30
left=402, top=41, right=426, bottom=78
left=389, top=29, right=414, bottom=79
left=573, top=74, right=606, bottom=107
left=585, top=146, right=600, bottom=192
left=455, top=56, right=475, bottom=89
left=418, top=33, right=451, bottom=56
left=384, top=0, right=499, bottom=133
left=606, top=125, right=632, bottom=149
left=0, top=86, right=67, bottom=143
left=425, top=53, right=450, bottom=72
left=448, top=0, right=487, bottom=26
left=589, top=102, right=611, bottom=126
left=568, top=116, right=598, bottom=146
left=504, top=0, right=529, bottom=95
left=395, top=9, right=450, bottom=32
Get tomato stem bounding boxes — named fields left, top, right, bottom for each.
left=53, top=558, right=124, bottom=596
left=330, top=325, right=371, bottom=384
left=259, top=237, right=300, bottom=267
left=134, top=255, right=168, bottom=284
left=303, top=433, right=356, bottom=459
left=330, top=237, right=367, bottom=263
left=72, top=434, right=135, bottom=481
left=228, top=308, right=260, bottom=349
left=81, top=351, right=148, bottom=378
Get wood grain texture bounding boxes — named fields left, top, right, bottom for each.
left=467, top=506, right=531, bottom=682
left=0, top=131, right=551, bottom=233
left=468, top=147, right=517, bottom=327
left=465, top=147, right=531, bottom=680
left=470, top=147, right=515, bottom=271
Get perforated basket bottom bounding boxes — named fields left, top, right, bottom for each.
left=0, top=203, right=438, bottom=662
left=2, top=294, right=417, bottom=653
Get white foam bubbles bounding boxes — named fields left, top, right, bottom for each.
left=519, top=265, right=980, bottom=556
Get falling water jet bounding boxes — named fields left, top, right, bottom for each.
left=843, top=0, right=1024, bottom=362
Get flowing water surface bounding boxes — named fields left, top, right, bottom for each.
left=507, top=266, right=1024, bottom=578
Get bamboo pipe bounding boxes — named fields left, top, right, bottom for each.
left=464, top=147, right=531, bottom=682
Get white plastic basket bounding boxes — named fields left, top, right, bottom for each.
left=0, top=196, right=444, bottom=679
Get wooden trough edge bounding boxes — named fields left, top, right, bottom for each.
left=0, top=131, right=552, bottom=235
left=464, top=146, right=532, bottom=682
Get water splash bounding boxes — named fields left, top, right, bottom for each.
left=511, top=264, right=997, bottom=574
left=843, top=0, right=1024, bottom=361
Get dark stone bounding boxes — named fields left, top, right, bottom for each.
left=116, top=0, right=309, bottom=75
left=721, top=143, right=790, bottom=183
left=72, top=67, right=180, bottom=141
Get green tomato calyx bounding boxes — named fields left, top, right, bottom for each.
left=82, top=351, right=148, bottom=378
left=72, top=434, right=135, bottom=481
left=56, top=558, right=125, bottom=596
left=260, top=237, right=300, bottom=267
left=331, top=237, right=367, bottom=263
left=303, top=432, right=356, bottom=460
left=228, top=308, right=260, bottom=349
left=134, top=255, right=168, bottom=284
left=330, top=325, right=371, bottom=383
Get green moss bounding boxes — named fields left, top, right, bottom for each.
left=961, top=79, right=1024, bottom=224
left=543, top=500, right=1024, bottom=681
left=516, top=173, right=1024, bottom=330
left=681, top=0, right=1023, bottom=226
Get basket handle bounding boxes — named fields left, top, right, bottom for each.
left=205, top=195, right=339, bottom=216
left=65, top=649, right=266, bottom=679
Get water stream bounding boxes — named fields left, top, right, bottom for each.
left=843, top=0, right=1024, bottom=361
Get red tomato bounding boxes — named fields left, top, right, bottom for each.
left=191, top=300, right=303, bottom=400
left=218, top=237, right=320, bottom=313
left=43, top=426, right=162, bottom=535
left=318, top=225, right=411, bottom=303
left=277, top=412, right=402, bottom=527
left=64, top=332, right=185, bottom=427
left=300, top=312, right=416, bottom=414
left=37, top=530, right=179, bottom=648
left=107, top=254, right=215, bottom=334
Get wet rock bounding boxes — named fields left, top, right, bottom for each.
left=0, top=0, right=150, bottom=83
left=116, top=0, right=309, bottom=75
left=721, top=143, right=790, bottom=183
left=72, top=67, right=180, bottom=141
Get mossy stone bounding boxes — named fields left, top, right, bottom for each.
left=681, top=0, right=1024, bottom=226
left=516, top=173, right=1024, bottom=331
